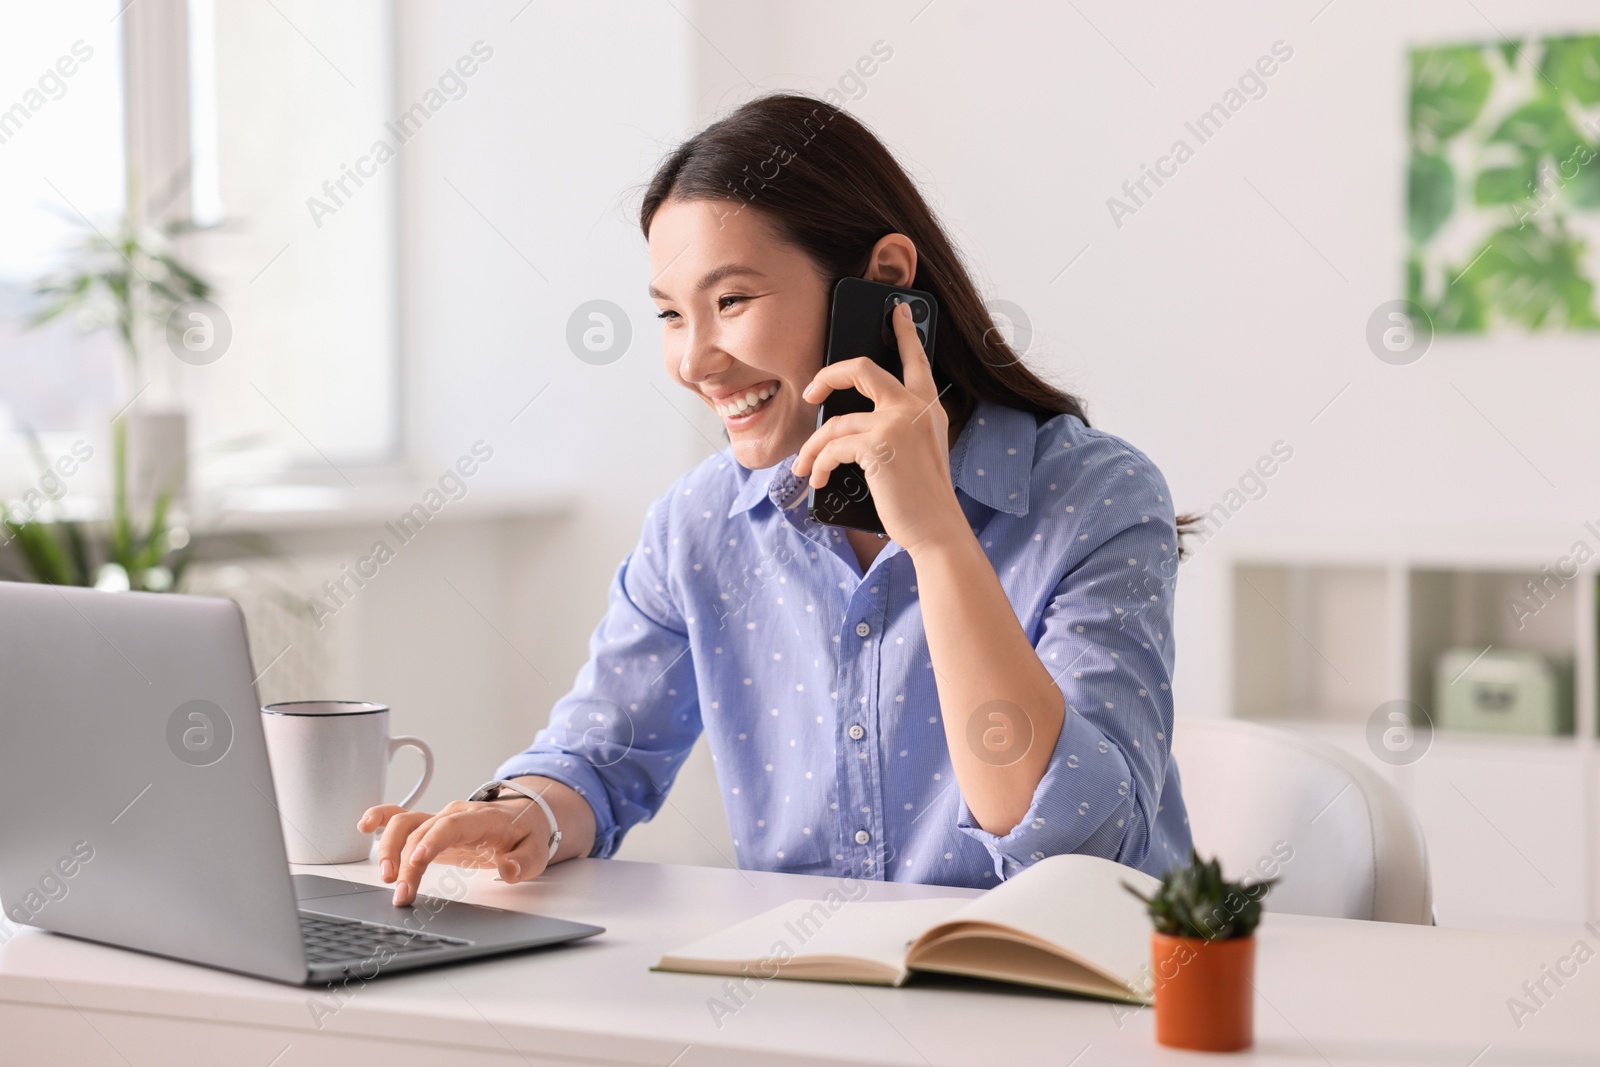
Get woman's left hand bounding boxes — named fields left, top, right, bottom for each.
left=791, top=299, right=967, bottom=556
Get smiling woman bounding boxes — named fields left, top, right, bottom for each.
left=364, top=93, right=1195, bottom=903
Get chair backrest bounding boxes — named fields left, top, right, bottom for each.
left=1170, top=718, right=1432, bottom=924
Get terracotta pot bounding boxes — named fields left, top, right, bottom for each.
left=1149, top=932, right=1255, bottom=1052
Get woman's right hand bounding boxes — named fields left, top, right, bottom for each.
left=357, top=797, right=552, bottom=906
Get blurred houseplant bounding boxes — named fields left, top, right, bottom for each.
left=2, top=178, right=210, bottom=591
left=1125, top=851, right=1277, bottom=1052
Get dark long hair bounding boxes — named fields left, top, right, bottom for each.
left=639, top=92, right=1198, bottom=552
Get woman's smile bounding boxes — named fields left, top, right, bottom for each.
left=707, top=380, right=781, bottom=426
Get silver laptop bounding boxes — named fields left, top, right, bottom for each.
left=0, top=581, right=602, bottom=985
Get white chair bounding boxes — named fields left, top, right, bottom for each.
left=1168, top=718, right=1432, bottom=924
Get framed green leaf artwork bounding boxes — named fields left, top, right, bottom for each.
left=1408, top=35, right=1600, bottom=332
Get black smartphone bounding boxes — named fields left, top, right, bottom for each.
left=806, top=276, right=938, bottom=534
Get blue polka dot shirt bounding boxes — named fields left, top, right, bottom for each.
left=495, top=399, right=1192, bottom=887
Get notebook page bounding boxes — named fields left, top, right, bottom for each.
left=660, top=897, right=967, bottom=977
left=929, top=854, right=1159, bottom=987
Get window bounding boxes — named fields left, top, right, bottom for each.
left=0, top=1, right=400, bottom=495
left=0, top=5, right=124, bottom=468
left=188, top=0, right=399, bottom=478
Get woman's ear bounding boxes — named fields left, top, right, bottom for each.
left=861, top=233, right=918, bottom=287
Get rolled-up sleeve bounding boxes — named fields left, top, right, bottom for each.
left=493, top=482, right=700, bottom=858
left=955, top=461, right=1179, bottom=880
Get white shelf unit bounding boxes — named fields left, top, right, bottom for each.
left=1227, top=553, right=1598, bottom=929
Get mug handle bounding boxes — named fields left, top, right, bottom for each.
left=388, top=735, right=435, bottom=809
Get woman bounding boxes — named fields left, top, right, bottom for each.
left=363, top=93, right=1191, bottom=906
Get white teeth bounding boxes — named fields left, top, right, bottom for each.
left=715, top=384, right=778, bottom=418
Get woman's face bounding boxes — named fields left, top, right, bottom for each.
left=648, top=198, right=830, bottom=471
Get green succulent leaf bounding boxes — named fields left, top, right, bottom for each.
left=1126, top=850, right=1277, bottom=941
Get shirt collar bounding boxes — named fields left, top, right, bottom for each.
left=726, top=398, right=1036, bottom=519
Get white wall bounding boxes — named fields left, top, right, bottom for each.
left=689, top=0, right=1600, bottom=724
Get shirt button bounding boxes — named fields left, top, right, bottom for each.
left=854, top=829, right=871, bottom=845
left=847, top=724, right=865, bottom=740
left=855, top=621, right=871, bottom=637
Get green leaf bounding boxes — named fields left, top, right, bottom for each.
left=1540, top=35, right=1600, bottom=105
left=1409, top=151, right=1455, bottom=243
left=62, top=521, right=93, bottom=587
left=1134, top=850, right=1277, bottom=940
left=1434, top=270, right=1487, bottom=332
left=1474, top=157, right=1540, bottom=206
left=1486, top=98, right=1586, bottom=159
left=1457, top=222, right=1600, bottom=329
left=1411, top=46, right=1493, bottom=145
left=1563, top=151, right=1600, bottom=208
left=4, top=521, right=74, bottom=586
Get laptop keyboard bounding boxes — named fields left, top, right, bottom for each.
left=299, top=911, right=471, bottom=966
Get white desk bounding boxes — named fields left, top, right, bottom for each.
left=1, top=857, right=1595, bottom=1065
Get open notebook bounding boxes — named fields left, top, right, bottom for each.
left=654, top=854, right=1161, bottom=1004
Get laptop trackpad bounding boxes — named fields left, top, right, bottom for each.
left=292, top=873, right=600, bottom=944
left=293, top=873, right=384, bottom=901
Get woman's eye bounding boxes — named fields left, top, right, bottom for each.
left=718, top=295, right=745, bottom=311
left=655, top=309, right=678, bottom=321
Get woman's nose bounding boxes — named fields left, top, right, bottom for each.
left=676, top=322, right=732, bottom=383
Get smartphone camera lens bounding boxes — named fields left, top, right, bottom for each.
left=908, top=299, right=929, bottom=323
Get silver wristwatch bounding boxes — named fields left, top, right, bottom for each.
left=468, top=778, right=561, bottom=862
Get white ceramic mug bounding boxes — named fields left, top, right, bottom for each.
left=260, top=701, right=434, bottom=864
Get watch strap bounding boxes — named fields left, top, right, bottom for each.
left=469, top=778, right=561, bottom=862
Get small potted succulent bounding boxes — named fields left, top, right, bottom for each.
left=1125, top=851, right=1277, bottom=1052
